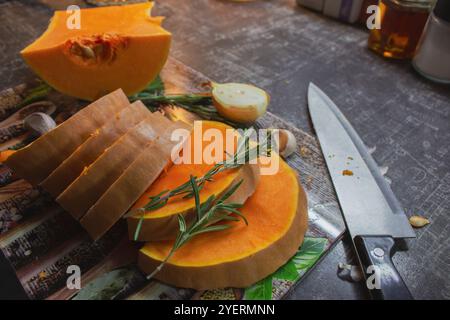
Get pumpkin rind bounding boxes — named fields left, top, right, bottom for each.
left=80, top=120, right=190, bottom=240
left=56, top=116, right=161, bottom=219
left=5, top=89, right=129, bottom=184
left=21, top=3, right=171, bottom=101
left=40, top=101, right=151, bottom=197
left=137, top=157, right=308, bottom=289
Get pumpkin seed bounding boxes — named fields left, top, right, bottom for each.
left=80, top=45, right=96, bottom=59
left=409, top=215, right=430, bottom=228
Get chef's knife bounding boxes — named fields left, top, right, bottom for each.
left=307, top=83, right=416, bottom=300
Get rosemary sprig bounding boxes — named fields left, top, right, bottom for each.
left=18, top=82, right=53, bottom=108
left=127, top=129, right=271, bottom=241
left=21, top=78, right=248, bottom=128
left=131, top=93, right=212, bottom=107
left=146, top=175, right=248, bottom=280
left=130, top=92, right=245, bottom=127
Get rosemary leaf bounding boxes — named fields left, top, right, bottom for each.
left=189, top=175, right=202, bottom=221
left=146, top=179, right=248, bottom=281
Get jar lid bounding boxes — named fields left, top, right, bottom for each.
left=434, top=0, right=450, bottom=22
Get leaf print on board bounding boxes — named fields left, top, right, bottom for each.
left=244, top=237, right=328, bottom=300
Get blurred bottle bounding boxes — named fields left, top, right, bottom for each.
left=323, top=0, right=364, bottom=23
left=368, top=0, right=435, bottom=59
left=413, top=0, right=450, bottom=83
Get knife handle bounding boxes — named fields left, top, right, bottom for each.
left=354, top=235, right=413, bottom=300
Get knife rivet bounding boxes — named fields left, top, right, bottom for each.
left=373, top=248, right=385, bottom=258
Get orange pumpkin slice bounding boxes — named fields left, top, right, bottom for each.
left=127, top=120, right=259, bottom=241
left=138, top=156, right=308, bottom=289
left=21, top=2, right=171, bottom=101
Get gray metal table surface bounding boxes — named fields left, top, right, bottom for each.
left=0, top=0, right=449, bottom=300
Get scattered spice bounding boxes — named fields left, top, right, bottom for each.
left=342, top=169, right=354, bottom=176
left=300, top=146, right=310, bottom=158
left=347, top=156, right=354, bottom=160
left=409, top=215, right=430, bottom=228
left=305, top=175, right=313, bottom=190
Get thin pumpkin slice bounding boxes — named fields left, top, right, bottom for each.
left=138, top=156, right=308, bottom=289
left=80, top=120, right=191, bottom=240
left=40, top=101, right=155, bottom=197
left=127, top=120, right=259, bottom=241
left=0, top=150, right=15, bottom=163
left=56, top=116, right=162, bottom=220
left=21, top=2, right=171, bottom=101
left=5, top=89, right=129, bottom=185
left=128, top=163, right=260, bottom=242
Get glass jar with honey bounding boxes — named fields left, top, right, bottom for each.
left=368, top=0, right=435, bottom=59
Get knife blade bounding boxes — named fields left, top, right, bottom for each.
left=307, top=83, right=415, bottom=300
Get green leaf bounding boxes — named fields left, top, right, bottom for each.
left=177, top=214, right=187, bottom=232
left=243, top=276, right=273, bottom=300
left=272, top=260, right=299, bottom=281
left=73, top=266, right=140, bottom=300
left=133, top=215, right=144, bottom=241
left=244, top=237, right=328, bottom=300
left=189, top=175, right=202, bottom=220
left=218, top=180, right=243, bottom=202
left=137, top=75, right=164, bottom=96
left=222, top=207, right=248, bottom=225
left=190, top=224, right=231, bottom=236
left=292, top=237, right=328, bottom=271
left=18, top=82, right=52, bottom=108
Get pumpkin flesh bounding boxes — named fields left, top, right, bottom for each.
left=138, top=156, right=308, bottom=289
left=131, top=121, right=239, bottom=218
left=21, top=3, right=171, bottom=101
left=127, top=121, right=253, bottom=241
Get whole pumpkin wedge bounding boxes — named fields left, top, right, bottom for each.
left=21, top=2, right=171, bottom=101
left=138, top=155, right=308, bottom=289
left=127, top=120, right=260, bottom=241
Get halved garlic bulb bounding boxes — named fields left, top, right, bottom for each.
left=212, top=82, right=269, bottom=124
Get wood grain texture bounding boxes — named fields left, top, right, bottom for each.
left=0, top=0, right=448, bottom=299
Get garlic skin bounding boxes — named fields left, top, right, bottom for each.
left=24, top=112, right=56, bottom=137
left=271, top=128, right=297, bottom=158
left=211, top=82, right=269, bottom=124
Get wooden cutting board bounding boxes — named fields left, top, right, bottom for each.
left=0, top=57, right=345, bottom=300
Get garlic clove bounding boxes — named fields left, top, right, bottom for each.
left=270, top=128, right=297, bottom=158
left=211, top=82, right=269, bottom=124
left=409, top=215, right=430, bottom=228
left=24, top=112, right=56, bottom=137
